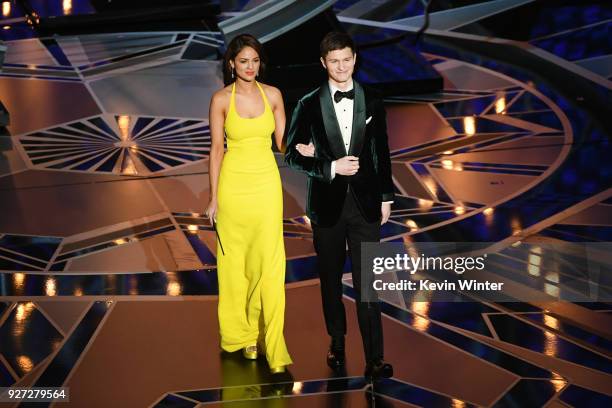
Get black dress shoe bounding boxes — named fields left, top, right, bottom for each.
left=326, top=337, right=345, bottom=370
left=364, top=360, right=393, bottom=380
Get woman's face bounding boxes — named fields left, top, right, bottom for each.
left=230, top=46, right=260, bottom=82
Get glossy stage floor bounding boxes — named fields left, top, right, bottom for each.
left=0, top=1, right=611, bottom=407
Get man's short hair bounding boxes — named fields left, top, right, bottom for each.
left=320, top=31, right=356, bottom=58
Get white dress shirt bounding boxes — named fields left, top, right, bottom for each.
left=330, top=81, right=354, bottom=153
left=329, top=80, right=354, bottom=179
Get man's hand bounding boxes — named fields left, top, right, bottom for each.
left=335, top=156, right=359, bottom=176
left=381, top=202, right=391, bottom=225
left=296, top=142, right=315, bottom=157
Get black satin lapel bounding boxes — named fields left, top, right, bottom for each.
left=348, top=81, right=366, bottom=156
left=319, top=83, right=347, bottom=158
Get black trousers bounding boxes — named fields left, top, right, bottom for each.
left=312, top=190, right=383, bottom=363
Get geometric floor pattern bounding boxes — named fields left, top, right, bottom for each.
left=17, top=115, right=211, bottom=175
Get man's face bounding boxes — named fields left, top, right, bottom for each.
left=320, top=47, right=356, bottom=85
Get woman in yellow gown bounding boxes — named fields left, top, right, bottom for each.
left=206, top=34, right=292, bottom=374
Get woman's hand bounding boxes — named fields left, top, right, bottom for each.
left=296, top=142, right=315, bottom=157
left=205, top=199, right=218, bottom=222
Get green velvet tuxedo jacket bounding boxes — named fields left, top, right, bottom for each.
left=285, top=80, right=394, bottom=227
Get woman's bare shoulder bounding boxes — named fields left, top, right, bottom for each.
left=261, top=83, right=283, bottom=103
left=211, top=85, right=232, bottom=109
left=213, top=85, right=232, bottom=99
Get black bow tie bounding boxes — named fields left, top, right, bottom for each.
left=334, top=89, right=355, bottom=103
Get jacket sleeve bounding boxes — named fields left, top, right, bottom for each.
left=284, top=99, right=333, bottom=183
left=373, top=98, right=395, bottom=201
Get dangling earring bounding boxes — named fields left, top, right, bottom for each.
left=231, top=67, right=234, bottom=79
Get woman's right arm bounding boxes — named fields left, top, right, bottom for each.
left=206, top=91, right=226, bottom=221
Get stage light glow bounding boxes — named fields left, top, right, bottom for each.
left=121, top=152, right=138, bottom=175
left=187, top=225, right=199, bottom=234
left=544, top=283, right=559, bottom=298
left=452, top=399, right=466, bottom=408
left=528, top=264, right=540, bottom=276
left=63, top=0, right=72, bottom=15
left=118, top=115, right=130, bottom=141
left=166, top=272, right=182, bottom=296
left=543, top=314, right=559, bottom=357
left=14, top=303, right=35, bottom=337
left=2, top=2, right=10, bottom=17
left=167, top=281, right=181, bottom=296
left=17, top=356, right=34, bottom=373
left=511, top=217, right=522, bottom=236
left=402, top=234, right=414, bottom=247
left=441, top=159, right=463, bottom=171
left=405, top=219, right=418, bottom=232
left=544, top=314, right=559, bottom=330
left=418, top=199, right=433, bottom=211
left=45, top=277, right=57, bottom=296
left=15, top=302, right=34, bottom=322
left=495, top=91, right=506, bottom=114
left=422, top=176, right=438, bottom=198
left=14, top=272, right=25, bottom=287
left=550, top=379, right=565, bottom=392
left=483, top=207, right=494, bottom=226
left=528, top=246, right=542, bottom=276
left=463, top=116, right=476, bottom=136
left=550, top=372, right=565, bottom=392
left=454, top=206, right=465, bottom=215
left=411, top=301, right=430, bottom=332
left=546, top=270, right=559, bottom=284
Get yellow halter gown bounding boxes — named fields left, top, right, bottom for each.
left=216, top=81, right=292, bottom=369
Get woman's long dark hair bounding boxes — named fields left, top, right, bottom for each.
left=223, top=34, right=267, bottom=85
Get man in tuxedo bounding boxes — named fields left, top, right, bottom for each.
left=285, top=31, right=394, bottom=380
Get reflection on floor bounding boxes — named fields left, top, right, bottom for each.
left=1, top=0, right=611, bottom=407
left=1, top=285, right=611, bottom=407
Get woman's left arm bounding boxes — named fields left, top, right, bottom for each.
left=269, top=86, right=286, bottom=152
